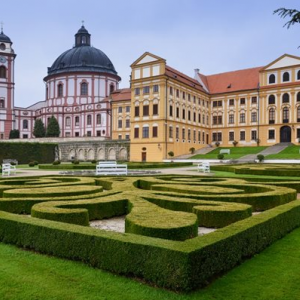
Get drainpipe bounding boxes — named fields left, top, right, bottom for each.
left=257, top=83, right=260, bottom=144
left=165, top=77, right=169, bottom=159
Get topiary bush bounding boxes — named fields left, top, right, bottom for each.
left=28, top=162, right=35, bottom=167
left=218, top=153, right=224, bottom=160
left=52, top=160, right=61, bottom=165
left=72, top=160, right=80, bottom=165
left=257, top=154, right=264, bottom=162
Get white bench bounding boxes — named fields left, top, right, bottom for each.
left=220, top=149, right=230, bottom=155
left=197, top=162, right=210, bottom=173
left=96, top=161, right=128, bottom=176
left=1, top=163, right=17, bottom=177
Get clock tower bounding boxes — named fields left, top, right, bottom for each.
left=0, top=25, right=16, bottom=139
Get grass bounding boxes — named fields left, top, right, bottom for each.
left=191, top=146, right=267, bottom=159
left=1, top=225, right=300, bottom=300
left=266, top=145, right=300, bottom=159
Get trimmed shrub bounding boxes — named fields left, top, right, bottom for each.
left=52, top=160, right=61, bottom=165
left=217, top=153, right=224, bottom=160
left=28, top=162, right=35, bottom=167
left=257, top=154, right=264, bottom=162
left=72, top=160, right=80, bottom=165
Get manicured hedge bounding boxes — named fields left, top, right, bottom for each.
left=0, top=142, right=57, bottom=164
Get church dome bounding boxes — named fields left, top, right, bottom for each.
left=0, top=30, right=12, bottom=43
left=45, top=26, right=119, bottom=78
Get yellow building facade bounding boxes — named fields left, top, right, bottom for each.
left=112, top=52, right=300, bottom=162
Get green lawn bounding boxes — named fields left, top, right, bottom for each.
left=266, top=145, right=300, bottom=159
left=191, top=146, right=267, bottom=159
left=1, top=224, right=300, bottom=300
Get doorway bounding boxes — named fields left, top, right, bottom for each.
left=280, top=126, right=291, bottom=143
left=141, top=152, right=147, bottom=162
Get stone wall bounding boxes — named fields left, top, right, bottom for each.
left=58, top=139, right=130, bottom=162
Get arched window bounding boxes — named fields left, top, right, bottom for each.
left=269, top=74, right=276, bottom=84
left=297, top=70, right=300, bottom=80
left=23, top=119, right=28, bottom=129
left=96, top=114, right=101, bottom=125
left=268, top=94, right=275, bottom=105
left=57, top=84, right=63, bottom=97
left=0, top=98, right=4, bottom=108
left=269, top=108, right=275, bottom=124
left=65, top=117, right=71, bottom=127
left=75, top=116, right=79, bottom=126
left=110, top=84, right=115, bottom=94
left=282, top=72, right=290, bottom=82
left=80, top=82, right=88, bottom=95
left=297, top=107, right=300, bottom=122
left=297, top=92, right=300, bottom=102
left=0, top=66, right=6, bottom=78
left=87, top=115, right=92, bottom=125
left=283, top=107, right=289, bottom=123
left=282, top=93, right=290, bottom=103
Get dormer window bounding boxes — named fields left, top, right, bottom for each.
left=269, top=74, right=276, bottom=84
left=0, top=43, right=5, bottom=50
left=110, top=84, right=115, bottom=94
left=282, top=72, right=290, bottom=82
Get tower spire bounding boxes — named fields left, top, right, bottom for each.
left=0, top=21, right=3, bottom=34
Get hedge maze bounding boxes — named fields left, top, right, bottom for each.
left=0, top=174, right=299, bottom=291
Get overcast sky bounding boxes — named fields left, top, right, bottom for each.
left=1, top=0, right=300, bottom=107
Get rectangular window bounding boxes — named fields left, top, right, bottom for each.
left=207, top=116, right=209, bottom=125
left=118, top=107, right=122, bottom=113
left=212, top=132, right=217, bottom=142
left=134, top=106, right=139, bottom=117
left=188, top=129, right=191, bottom=140
left=251, top=96, right=257, bottom=104
left=143, top=105, right=149, bottom=116
left=240, top=131, right=245, bottom=141
left=134, top=128, right=139, bottom=138
left=87, top=131, right=92, bottom=137
left=153, top=85, right=159, bottom=93
left=297, top=128, right=300, bottom=139
left=229, top=99, right=234, bottom=106
left=176, top=127, right=179, bottom=139
left=217, top=132, right=222, bottom=141
left=213, top=101, right=218, bottom=108
left=193, top=130, right=196, bottom=141
left=0, top=99, right=4, bottom=108
left=176, top=107, right=180, bottom=118
left=125, top=119, right=130, bottom=128
left=240, top=113, right=245, bottom=123
left=169, top=105, right=173, bottom=117
left=169, top=126, right=173, bottom=138
left=182, top=92, right=185, bottom=99
left=229, top=114, right=234, bottom=124
left=134, top=88, right=140, bottom=96
left=66, top=117, right=71, bottom=126
left=118, top=119, right=122, bottom=128
left=229, top=131, right=234, bottom=141
left=76, top=132, right=80, bottom=137
left=251, top=112, right=257, bottom=122
left=218, top=116, right=222, bottom=124
left=118, top=134, right=122, bottom=140
left=176, top=89, right=179, bottom=97
left=96, top=131, right=101, bottom=137
left=218, top=100, right=222, bottom=107
left=268, top=129, right=275, bottom=139
left=188, top=110, right=191, bottom=121
left=202, top=132, right=205, bottom=143
left=193, top=112, right=196, bottom=122
left=75, top=116, right=80, bottom=126
left=203, top=114, right=205, bottom=125
left=142, top=127, right=149, bottom=138
left=125, top=134, right=130, bottom=140
left=153, top=104, right=158, bottom=115
left=251, top=130, right=257, bottom=141
left=182, top=128, right=186, bottom=140
left=153, top=126, right=158, bottom=138
left=182, top=109, right=185, bottom=120
left=213, top=116, right=218, bottom=125
left=143, top=86, right=150, bottom=94
left=188, top=94, right=191, bottom=101
left=87, top=115, right=92, bottom=125
left=198, top=114, right=201, bottom=123
left=126, top=106, right=130, bottom=113
left=240, top=98, right=246, bottom=105
left=169, top=87, right=173, bottom=95
left=198, top=131, right=201, bottom=142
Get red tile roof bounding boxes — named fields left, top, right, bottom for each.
left=200, top=67, right=262, bottom=94
left=110, top=88, right=131, bottom=101
left=165, top=65, right=206, bottom=92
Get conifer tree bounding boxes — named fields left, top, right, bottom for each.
left=33, top=119, right=46, bottom=137
left=46, top=116, right=60, bottom=137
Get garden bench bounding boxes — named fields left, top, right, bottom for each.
left=220, top=149, right=230, bottom=155
left=96, top=161, right=128, bottom=176
left=197, top=162, right=210, bottom=173
left=3, top=159, right=18, bottom=165
left=1, top=163, right=16, bottom=177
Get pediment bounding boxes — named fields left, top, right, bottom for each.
left=264, top=54, right=300, bottom=70
left=131, top=52, right=165, bottom=67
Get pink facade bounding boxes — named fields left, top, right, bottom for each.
left=0, top=26, right=121, bottom=139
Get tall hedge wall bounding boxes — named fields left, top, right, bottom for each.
left=0, top=142, right=57, bottom=164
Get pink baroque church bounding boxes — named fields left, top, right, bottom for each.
left=0, top=25, right=121, bottom=139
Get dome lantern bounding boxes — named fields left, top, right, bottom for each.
left=75, top=23, right=91, bottom=47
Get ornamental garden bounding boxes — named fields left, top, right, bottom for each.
left=0, top=168, right=300, bottom=292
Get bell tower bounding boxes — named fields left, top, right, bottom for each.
left=0, top=23, right=16, bottom=139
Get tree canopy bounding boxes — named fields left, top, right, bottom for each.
left=33, top=119, right=46, bottom=138
left=274, top=8, right=300, bottom=28
left=9, top=129, right=20, bottom=139
left=46, top=116, right=60, bottom=137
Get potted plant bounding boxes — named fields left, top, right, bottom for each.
left=189, top=147, right=195, bottom=154
left=232, top=140, right=238, bottom=147
left=215, top=141, right=220, bottom=147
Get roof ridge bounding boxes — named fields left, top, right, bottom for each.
left=204, top=66, right=263, bottom=78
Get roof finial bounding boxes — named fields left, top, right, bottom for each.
left=0, top=21, right=3, bottom=34
left=81, top=20, right=85, bottom=27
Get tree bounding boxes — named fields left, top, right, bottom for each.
left=274, top=8, right=300, bottom=28
left=33, top=119, right=46, bottom=137
left=46, top=116, right=60, bottom=137
left=9, top=129, right=20, bottom=139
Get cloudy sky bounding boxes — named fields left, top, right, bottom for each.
left=1, top=0, right=299, bottom=107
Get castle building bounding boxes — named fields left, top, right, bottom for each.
left=2, top=27, right=300, bottom=162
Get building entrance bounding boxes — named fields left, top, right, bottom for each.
left=280, top=126, right=291, bottom=143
